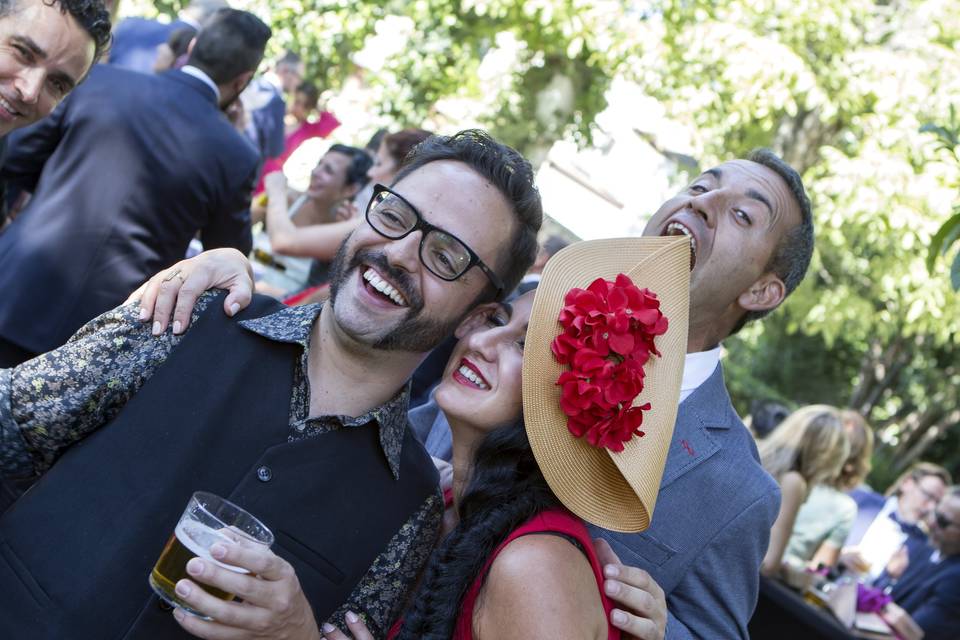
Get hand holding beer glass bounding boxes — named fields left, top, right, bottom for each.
left=150, top=492, right=274, bottom=618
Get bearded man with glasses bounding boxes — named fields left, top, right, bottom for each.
left=0, top=131, right=542, bottom=639
left=874, top=485, right=960, bottom=640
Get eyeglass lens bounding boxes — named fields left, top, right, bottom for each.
left=368, top=191, right=473, bottom=280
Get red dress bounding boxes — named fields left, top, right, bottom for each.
left=453, top=508, right=621, bottom=639
left=255, top=112, right=341, bottom=193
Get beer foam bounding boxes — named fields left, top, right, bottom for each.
left=175, top=521, right=251, bottom=574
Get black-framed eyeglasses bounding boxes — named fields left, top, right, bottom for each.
left=934, top=510, right=960, bottom=531
left=364, top=183, right=504, bottom=295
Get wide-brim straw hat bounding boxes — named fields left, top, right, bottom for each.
left=523, top=237, right=690, bottom=533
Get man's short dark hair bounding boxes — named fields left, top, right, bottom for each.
left=295, top=81, right=320, bottom=110
left=733, top=148, right=814, bottom=333
left=0, top=0, right=113, bottom=63
left=277, top=50, right=302, bottom=69
left=329, top=144, right=373, bottom=190
left=394, top=129, right=544, bottom=302
left=186, top=9, right=271, bottom=85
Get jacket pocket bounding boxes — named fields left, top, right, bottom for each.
left=602, top=531, right=677, bottom=568
left=273, top=530, right=345, bottom=586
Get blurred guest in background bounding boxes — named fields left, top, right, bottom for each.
left=749, top=398, right=790, bottom=439
left=350, top=128, right=433, bottom=217
left=109, top=0, right=225, bottom=73
left=241, top=50, right=303, bottom=163
left=516, top=233, right=572, bottom=295
left=256, top=80, right=341, bottom=193
left=0, top=8, right=269, bottom=366
left=844, top=461, right=952, bottom=580
left=784, top=410, right=874, bottom=568
left=874, top=486, right=960, bottom=640
left=152, top=25, right=197, bottom=73
left=758, top=405, right=849, bottom=576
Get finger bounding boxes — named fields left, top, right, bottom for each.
left=593, top=537, right=622, bottom=567
left=602, top=563, right=663, bottom=601
left=170, top=271, right=206, bottom=334
left=172, top=578, right=267, bottom=632
left=212, top=541, right=290, bottom=582
left=344, top=611, right=375, bottom=640
left=136, top=274, right=166, bottom=325
left=610, top=608, right=659, bottom=640
left=222, top=279, right=253, bottom=319
left=184, top=556, right=275, bottom=608
left=151, top=268, right=188, bottom=335
left=125, top=280, right=148, bottom=306
left=320, top=623, right=352, bottom=640
left=173, top=606, right=249, bottom=640
left=604, top=578, right=658, bottom=620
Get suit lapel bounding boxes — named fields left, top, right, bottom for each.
left=659, top=364, right=733, bottom=491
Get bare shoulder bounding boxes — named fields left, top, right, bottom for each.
left=474, top=534, right=607, bottom=640
left=780, top=470, right=808, bottom=499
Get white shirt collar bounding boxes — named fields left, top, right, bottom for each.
left=679, top=346, right=721, bottom=402
left=180, top=65, right=221, bottom=103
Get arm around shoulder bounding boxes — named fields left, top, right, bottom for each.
left=474, top=534, right=607, bottom=640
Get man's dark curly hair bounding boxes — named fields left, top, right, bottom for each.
left=0, top=0, right=113, bottom=64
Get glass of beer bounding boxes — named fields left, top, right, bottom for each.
left=149, top=491, right=274, bottom=617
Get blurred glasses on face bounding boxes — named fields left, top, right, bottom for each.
left=365, top=184, right=504, bottom=296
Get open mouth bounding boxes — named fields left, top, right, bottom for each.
left=453, top=358, right=490, bottom=390
left=362, top=267, right=409, bottom=307
left=662, top=221, right=697, bottom=270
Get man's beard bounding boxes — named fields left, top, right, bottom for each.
left=328, top=241, right=469, bottom=353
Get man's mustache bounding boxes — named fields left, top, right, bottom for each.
left=348, top=249, right=424, bottom=310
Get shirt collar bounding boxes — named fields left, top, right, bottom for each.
left=238, top=303, right=410, bottom=479
left=180, top=65, right=221, bottom=103
left=680, top=346, right=722, bottom=402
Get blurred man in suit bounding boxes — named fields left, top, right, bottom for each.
left=240, top=50, right=304, bottom=163
left=108, top=0, right=226, bottom=73
left=876, top=486, right=960, bottom=640
left=0, top=8, right=269, bottom=366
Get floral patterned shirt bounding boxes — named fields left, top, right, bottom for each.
left=0, top=292, right=442, bottom=637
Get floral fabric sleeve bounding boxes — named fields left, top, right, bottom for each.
left=324, top=488, right=443, bottom=637
left=0, top=294, right=217, bottom=478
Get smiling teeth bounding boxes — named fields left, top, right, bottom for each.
left=0, top=96, right=20, bottom=117
left=666, top=221, right=697, bottom=257
left=363, top=268, right=408, bottom=306
left=458, top=365, right=489, bottom=389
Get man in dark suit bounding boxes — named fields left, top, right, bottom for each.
left=0, top=8, right=270, bottom=366
left=108, top=0, right=226, bottom=73
left=876, top=486, right=960, bottom=640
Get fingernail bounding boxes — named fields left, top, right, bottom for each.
left=229, top=303, right=240, bottom=316
left=604, top=564, right=620, bottom=578
left=152, top=321, right=161, bottom=336
left=173, top=608, right=185, bottom=621
left=605, top=579, right=621, bottom=596
left=173, top=321, right=182, bottom=334
left=612, top=609, right=628, bottom=625
left=139, top=308, right=148, bottom=320
left=175, top=581, right=192, bottom=597
left=187, top=558, right=204, bottom=575
left=322, top=623, right=336, bottom=633
left=346, top=611, right=359, bottom=624
left=210, top=543, right=226, bottom=559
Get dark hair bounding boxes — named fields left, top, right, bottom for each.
left=732, top=148, right=814, bottom=333
left=186, top=9, right=271, bottom=85
left=328, top=144, right=373, bottom=190
left=295, top=81, right=320, bottom=110
left=396, top=422, right=562, bottom=638
left=750, top=399, right=790, bottom=439
left=166, top=26, right=198, bottom=59
left=0, top=0, right=114, bottom=64
left=276, top=50, right=302, bottom=69
left=365, top=127, right=389, bottom=153
left=383, top=128, right=433, bottom=166
left=395, top=129, right=543, bottom=302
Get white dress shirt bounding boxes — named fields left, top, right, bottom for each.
left=680, top=346, right=722, bottom=402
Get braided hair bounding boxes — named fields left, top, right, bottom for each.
left=395, top=421, right=562, bottom=639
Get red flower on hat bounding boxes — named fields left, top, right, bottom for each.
left=552, top=274, right=668, bottom=453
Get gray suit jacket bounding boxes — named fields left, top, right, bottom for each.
left=592, top=364, right=781, bottom=639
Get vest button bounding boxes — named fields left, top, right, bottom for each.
left=256, top=465, right=273, bottom=482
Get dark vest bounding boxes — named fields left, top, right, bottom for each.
left=0, top=293, right=438, bottom=639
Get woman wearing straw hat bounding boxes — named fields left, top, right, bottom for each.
left=322, top=236, right=690, bottom=640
